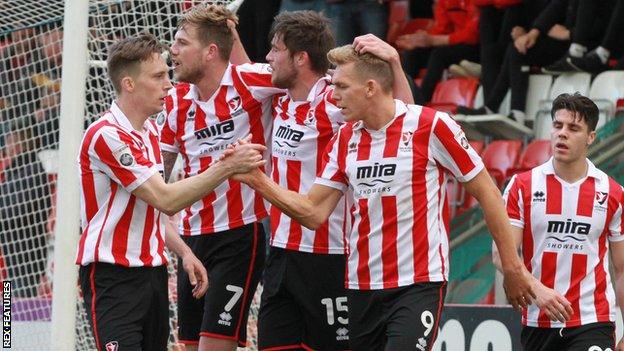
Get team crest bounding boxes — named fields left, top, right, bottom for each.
left=105, top=341, right=119, bottom=351
left=401, top=131, right=414, bottom=146
left=228, top=96, right=241, bottom=111
left=595, top=191, right=608, bottom=205
left=113, top=145, right=135, bottom=167
left=304, top=109, right=316, bottom=126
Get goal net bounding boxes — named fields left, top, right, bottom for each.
left=1, top=1, right=261, bottom=350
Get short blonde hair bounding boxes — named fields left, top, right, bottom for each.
left=178, top=4, right=237, bottom=60
left=327, top=45, right=393, bottom=92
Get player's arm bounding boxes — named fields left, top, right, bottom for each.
left=463, top=169, right=536, bottom=309
left=164, top=218, right=208, bottom=298
left=611, top=240, right=624, bottom=351
left=162, top=150, right=178, bottom=182
left=492, top=225, right=572, bottom=322
left=236, top=168, right=343, bottom=230
left=133, top=143, right=265, bottom=216
left=352, top=34, right=414, bottom=104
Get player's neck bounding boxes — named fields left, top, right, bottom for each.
left=362, top=95, right=396, bottom=130
left=553, top=157, right=588, bottom=184
left=195, top=60, right=229, bottom=102
left=288, top=71, right=324, bottom=102
left=116, top=98, right=148, bottom=131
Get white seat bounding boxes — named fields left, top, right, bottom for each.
left=588, top=70, right=624, bottom=129
left=525, top=74, right=553, bottom=123
left=534, top=73, right=592, bottom=139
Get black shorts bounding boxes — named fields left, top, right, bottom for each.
left=258, top=247, right=349, bottom=351
left=521, top=322, right=615, bottom=351
left=79, top=262, right=169, bottom=351
left=347, top=282, right=446, bottom=351
left=177, top=222, right=266, bottom=347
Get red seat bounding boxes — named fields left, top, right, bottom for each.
left=386, top=0, right=410, bottom=44
left=507, top=140, right=552, bottom=178
left=427, top=77, right=479, bottom=114
left=481, top=140, right=523, bottom=188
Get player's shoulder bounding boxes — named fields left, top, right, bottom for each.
left=167, top=82, right=191, bottom=99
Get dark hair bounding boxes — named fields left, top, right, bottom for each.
left=551, top=92, right=599, bottom=131
left=106, top=33, right=166, bottom=94
left=178, top=4, right=236, bottom=60
left=269, top=10, right=335, bottom=74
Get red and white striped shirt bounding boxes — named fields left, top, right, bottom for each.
left=504, top=158, right=624, bottom=328
left=160, top=63, right=284, bottom=235
left=316, top=100, right=484, bottom=289
left=270, top=77, right=347, bottom=254
left=76, top=102, right=167, bottom=267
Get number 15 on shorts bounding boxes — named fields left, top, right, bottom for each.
left=321, top=297, right=348, bottom=325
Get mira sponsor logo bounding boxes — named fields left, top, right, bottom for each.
left=194, top=120, right=234, bottom=140
left=275, top=124, right=304, bottom=147
left=356, top=163, right=396, bottom=180
left=547, top=219, right=591, bottom=235
left=3, top=281, right=11, bottom=348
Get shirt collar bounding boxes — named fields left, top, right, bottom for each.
left=542, top=157, right=600, bottom=179
left=183, top=63, right=234, bottom=101
left=352, top=99, right=408, bottom=131
left=109, top=101, right=156, bottom=136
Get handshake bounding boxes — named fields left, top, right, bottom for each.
left=215, top=134, right=267, bottom=184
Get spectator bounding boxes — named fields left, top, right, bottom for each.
left=544, top=0, right=621, bottom=73
left=0, top=117, right=52, bottom=297
left=396, top=0, right=480, bottom=104
left=236, top=0, right=281, bottom=63
left=326, top=0, right=389, bottom=46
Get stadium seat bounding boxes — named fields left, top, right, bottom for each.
left=534, top=73, right=592, bottom=139
left=481, top=139, right=523, bottom=187
left=386, top=0, right=410, bottom=44
left=525, top=74, right=553, bottom=123
left=588, top=70, right=624, bottom=129
left=507, top=139, right=551, bottom=177
left=427, top=77, right=479, bottom=114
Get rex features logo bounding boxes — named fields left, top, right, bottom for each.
left=355, top=163, right=396, bottom=196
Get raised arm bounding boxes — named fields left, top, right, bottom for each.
left=352, top=34, right=414, bottom=104
left=235, top=168, right=343, bottom=230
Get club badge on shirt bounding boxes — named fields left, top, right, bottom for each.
left=113, top=144, right=135, bottom=167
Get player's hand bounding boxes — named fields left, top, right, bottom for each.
left=181, top=251, right=208, bottom=299
left=531, top=278, right=573, bottom=322
left=616, top=337, right=624, bottom=351
left=219, top=135, right=266, bottom=174
left=502, top=264, right=536, bottom=310
left=353, top=34, right=399, bottom=64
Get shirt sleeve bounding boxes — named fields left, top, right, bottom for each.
left=324, top=89, right=345, bottom=128
left=608, top=185, right=624, bottom=242
left=235, top=63, right=286, bottom=101
left=503, top=174, right=525, bottom=229
left=91, top=127, right=158, bottom=192
left=160, top=93, right=179, bottom=153
left=314, top=129, right=348, bottom=192
left=429, top=111, right=484, bottom=183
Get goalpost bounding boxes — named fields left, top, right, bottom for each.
left=1, top=1, right=257, bottom=350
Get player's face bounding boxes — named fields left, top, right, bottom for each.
left=551, top=109, right=595, bottom=164
left=170, top=25, right=205, bottom=83
left=331, top=62, right=368, bottom=122
left=134, top=53, right=173, bottom=116
left=266, top=35, right=297, bottom=89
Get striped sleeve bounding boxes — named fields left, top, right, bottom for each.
left=607, top=182, right=624, bottom=242
left=91, top=127, right=158, bottom=192
left=160, top=94, right=179, bottom=153
left=430, top=111, right=484, bottom=182
left=503, top=174, right=525, bottom=229
left=236, top=63, right=285, bottom=101
left=315, top=130, right=348, bottom=192
left=324, top=89, right=345, bottom=126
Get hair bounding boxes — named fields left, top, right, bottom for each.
left=550, top=92, right=599, bottom=131
left=178, top=4, right=237, bottom=60
left=327, top=45, right=393, bottom=92
left=269, top=11, right=334, bottom=74
left=106, top=33, right=166, bottom=94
